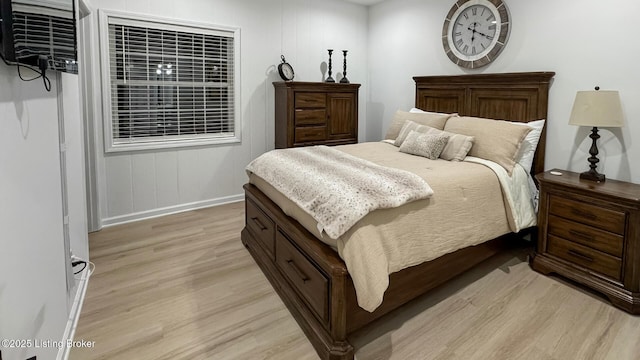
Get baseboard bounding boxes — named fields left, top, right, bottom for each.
left=57, top=264, right=91, bottom=360
left=101, top=194, right=244, bottom=228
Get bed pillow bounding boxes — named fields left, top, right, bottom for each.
left=394, top=120, right=429, bottom=146
left=384, top=110, right=450, bottom=140
left=444, top=116, right=532, bottom=175
left=511, top=119, right=545, bottom=173
left=409, top=108, right=452, bottom=116
left=399, top=130, right=449, bottom=160
left=425, top=128, right=475, bottom=161
left=395, top=121, right=474, bottom=160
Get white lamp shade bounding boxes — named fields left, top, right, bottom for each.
left=568, top=90, right=624, bottom=127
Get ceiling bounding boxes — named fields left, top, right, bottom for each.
left=340, top=0, right=385, bottom=6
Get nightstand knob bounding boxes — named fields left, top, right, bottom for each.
left=570, top=208, right=597, bottom=221
left=567, top=250, right=594, bottom=263
left=569, top=230, right=595, bottom=242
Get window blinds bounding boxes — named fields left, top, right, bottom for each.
left=107, top=18, right=236, bottom=144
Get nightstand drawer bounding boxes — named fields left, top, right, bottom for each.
left=548, top=215, right=624, bottom=257
left=547, top=235, right=621, bottom=280
left=295, top=109, right=326, bottom=126
left=549, top=196, right=626, bottom=234
left=295, top=92, right=326, bottom=108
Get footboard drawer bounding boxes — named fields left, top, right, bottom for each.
left=275, top=230, right=329, bottom=322
left=246, top=198, right=275, bottom=258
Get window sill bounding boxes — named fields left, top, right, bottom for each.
left=105, top=135, right=241, bottom=153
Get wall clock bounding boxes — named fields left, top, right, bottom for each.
left=442, top=0, right=511, bottom=69
left=278, top=55, right=295, bottom=81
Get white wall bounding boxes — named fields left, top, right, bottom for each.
left=61, top=72, right=90, bottom=261
left=89, top=0, right=369, bottom=225
left=0, top=67, right=68, bottom=360
left=369, top=0, right=640, bottom=183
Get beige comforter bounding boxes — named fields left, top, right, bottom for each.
left=250, top=142, right=514, bottom=312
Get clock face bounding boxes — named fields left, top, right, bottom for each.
left=443, top=0, right=510, bottom=69
left=281, top=64, right=294, bottom=80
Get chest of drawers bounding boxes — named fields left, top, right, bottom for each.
left=530, top=169, right=640, bottom=314
left=274, top=81, right=360, bottom=148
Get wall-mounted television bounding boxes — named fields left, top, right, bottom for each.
left=0, top=0, right=78, bottom=73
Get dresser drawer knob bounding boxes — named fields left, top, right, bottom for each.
left=570, top=208, right=597, bottom=221
left=287, top=259, right=309, bottom=283
left=569, top=230, right=595, bottom=242
left=251, top=217, right=268, bottom=231
left=567, top=250, right=594, bottom=263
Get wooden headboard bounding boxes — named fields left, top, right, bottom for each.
left=413, top=72, right=555, bottom=177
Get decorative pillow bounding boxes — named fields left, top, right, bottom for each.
left=384, top=110, right=451, bottom=140
left=425, top=128, right=475, bottom=161
left=444, top=116, right=533, bottom=175
left=394, top=120, right=430, bottom=146
left=399, top=130, right=449, bottom=160
left=511, top=119, right=545, bottom=172
left=394, top=121, right=474, bottom=160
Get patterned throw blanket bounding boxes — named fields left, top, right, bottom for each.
left=246, top=146, right=433, bottom=239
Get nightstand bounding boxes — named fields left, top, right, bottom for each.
left=530, top=169, right=640, bottom=314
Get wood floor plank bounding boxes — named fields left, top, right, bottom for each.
left=71, top=202, right=640, bottom=360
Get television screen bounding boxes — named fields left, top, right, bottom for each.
left=0, top=0, right=78, bottom=73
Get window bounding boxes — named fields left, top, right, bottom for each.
left=99, top=10, right=240, bottom=152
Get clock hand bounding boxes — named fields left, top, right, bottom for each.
left=467, top=26, right=491, bottom=39
left=469, top=22, right=477, bottom=42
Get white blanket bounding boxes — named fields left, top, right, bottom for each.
left=464, top=157, right=538, bottom=232
left=245, top=145, right=434, bottom=239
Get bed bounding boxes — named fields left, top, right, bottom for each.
left=241, top=72, right=555, bottom=360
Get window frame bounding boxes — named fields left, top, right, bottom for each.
left=98, top=9, right=241, bottom=153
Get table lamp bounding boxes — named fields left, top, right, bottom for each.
left=568, top=87, right=624, bottom=182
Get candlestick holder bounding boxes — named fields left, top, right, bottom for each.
left=340, top=50, right=349, bottom=84
left=325, top=49, right=335, bottom=83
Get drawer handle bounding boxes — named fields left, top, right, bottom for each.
left=251, top=217, right=268, bottom=231
left=286, top=259, right=309, bottom=283
left=567, top=250, right=594, bottom=263
left=569, top=230, right=595, bottom=242
left=570, top=208, right=597, bottom=221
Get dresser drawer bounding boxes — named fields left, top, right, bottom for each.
left=295, top=109, right=326, bottom=126
left=295, top=126, right=327, bottom=143
left=547, top=235, right=622, bottom=280
left=295, top=92, right=326, bottom=108
left=549, top=196, right=626, bottom=234
left=246, top=198, right=275, bottom=258
left=548, top=215, right=624, bottom=257
left=275, top=230, right=329, bottom=322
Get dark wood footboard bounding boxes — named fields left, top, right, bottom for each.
left=242, top=183, right=353, bottom=360
left=242, top=183, right=516, bottom=360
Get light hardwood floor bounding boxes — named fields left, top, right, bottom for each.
left=71, top=202, right=640, bottom=360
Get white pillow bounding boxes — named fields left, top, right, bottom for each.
left=410, top=108, right=455, bottom=116
left=511, top=119, right=545, bottom=172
